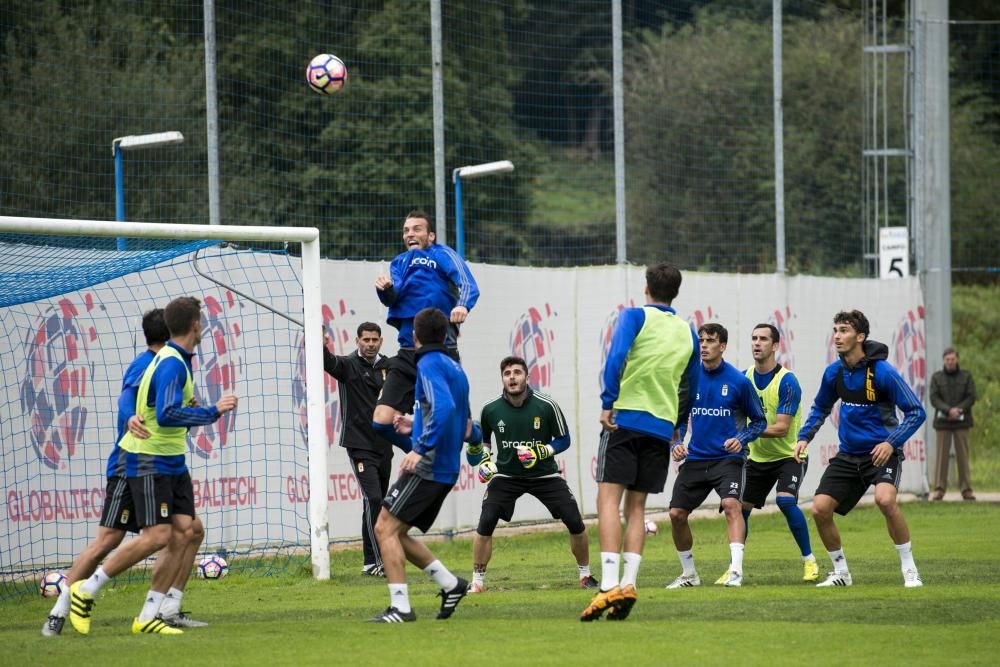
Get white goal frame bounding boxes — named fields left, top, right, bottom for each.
left=0, top=215, right=331, bottom=580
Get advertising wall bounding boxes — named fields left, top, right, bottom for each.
left=1, top=252, right=927, bottom=563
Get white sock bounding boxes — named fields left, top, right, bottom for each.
left=80, top=567, right=111, bottom=597
left=895, top=541, right=917, bottom=571
left=388, top=583, right=410, bottom=613
left=50, top=585, right=71, bottom=617
left=423, top=560, right=458, bottom=591
left=678, top=550, right=696, bottom=576
left=600, top=552, right=620, bottom=590
left=138, top=590, right=165, bottom=622
left=729, top=543, right=745, bottom=574
left=577, top=564, right=591, bottom=579
left=159, top=587, right=183, bottom=617
left=621, top=552, right=642, bottom=587
left=803, top=553, right=816, bottom=562
left=829, top=548, right=849, bottom=574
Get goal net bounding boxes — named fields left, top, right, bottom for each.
left=0, top=216, right=329, bottom=599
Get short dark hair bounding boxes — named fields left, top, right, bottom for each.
left=646, top=263, right=682, bottom=303
left=405, top=209, right=435, bottom=235
left=164, top=296, right=202, bottom=337
left=413, top=307, right=448, bottom=346
left=142, top=308, right=169, bottom=346
left=752, top=323, right=780, bottom=344
left=697, top=322, right=728, bottom=344
left=942, top=347, right=958, bottom=358
left=357, top=322, right=381, bottom=337
left=500, top=356, right=528, bottom=374
left=833, top=310, right=870, bottom=338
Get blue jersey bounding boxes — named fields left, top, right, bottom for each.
left=105, top=350, right=155, bottom=478
left=798, top=340, right=925, bottom=455
left=110, top=341, right=221, bottom=477
left=600, top=305, right=700, bottom=442
left=685, top=360, right=767, bottom=460
left=377, top=243, right=479, bottom=348
left=411, top=344, right=472, bottom=485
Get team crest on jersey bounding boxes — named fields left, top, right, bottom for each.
left=119, top=509, right=130, bottom=524
left=721, top=384, right=729, bottom=397
left=358, top=462, right=365, bottom=473
left=533, top=416, right=541, bottom=430
left=497, top=420, right=506, bottom=434
left=160, top=503, right=169, bottom=518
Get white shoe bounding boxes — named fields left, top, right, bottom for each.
left=722, top=570, right=742, bottom=587
left=903, top=569, right=923, bottom=588
left=816, top=571, right=853, bottom=587
left=468, top=580, right=485, bottom=594
left=666, top=573, right=701, bottom=589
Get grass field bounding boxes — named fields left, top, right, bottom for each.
left=4, top=502, right=998, bottom=666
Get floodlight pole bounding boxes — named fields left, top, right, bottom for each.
left=452, top=160, right=514, bottom=257
left=112, top=131, right=185, bottom=250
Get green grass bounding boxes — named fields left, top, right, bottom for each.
left=4, top=502, right=999, bottom=665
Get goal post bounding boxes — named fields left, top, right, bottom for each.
left=0, top=215, right=331, bottom=588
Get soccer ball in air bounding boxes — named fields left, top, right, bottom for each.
left=644, top=520, right=658, bottom=535
left=307, top=54, right=348, bottom=95
left=39, top=571, right=67, bottom=598
left=197, top=555, right=229, bottom=580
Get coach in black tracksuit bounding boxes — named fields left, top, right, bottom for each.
left=323, top=322, right=393, bottom=576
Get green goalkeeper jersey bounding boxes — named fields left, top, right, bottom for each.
left=480, top=388, right=568, bottom=478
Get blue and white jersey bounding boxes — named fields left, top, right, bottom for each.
left=685, top=360, right=767, bottom=460
left=377, top=243, right=479, bottom=348
left=411, top=344, right=472, bottom=485
left=798, top=340, right=925, bottom=455
left=105, top=350, right=155, bottom=478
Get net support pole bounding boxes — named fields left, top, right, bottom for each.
left=203, top=0, right=222, bottom=226
left=300, top=236, right=330, bottom=580
left=612, top=0, right=627, bottom=265
left=430, top=0, right=447, bottom=244
left=772, top=0, right=786, bottom=274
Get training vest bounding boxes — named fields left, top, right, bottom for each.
left=118, top=345, right=193, bottom=456
left=745, top=365, right=803, bottom=462
left=614, top=306, right=693, bottom=425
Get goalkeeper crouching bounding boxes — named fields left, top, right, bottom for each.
left=465, top=356, right=596, bottom=594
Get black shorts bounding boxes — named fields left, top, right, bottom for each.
left=382, top=472, right=452, bottom=533
left=815, top=450, right=904, bottom=515
left=596, top=428, right=670, bottom=493
left=126, top=472, right=196, bottom=528
left=742, top=458, right=809, bottom=508
left=377, top=347, right=461, bottom=414
left=670, top=457, right=746, bottom=512
left=98, top=476, right=139, bottom=534
left=478, top=476, right=585, bottom=534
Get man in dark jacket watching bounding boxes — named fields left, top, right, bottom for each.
left=930, top=348, right=977, bottom=501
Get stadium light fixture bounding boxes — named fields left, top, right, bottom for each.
left=112, top=131, right=185, bottom=250
left=452, top=160, right=514, bottom=258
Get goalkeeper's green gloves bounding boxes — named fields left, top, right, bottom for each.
left=516, top=443, right=554, bottom=469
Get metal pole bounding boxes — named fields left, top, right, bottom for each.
left=454, top=173, right=464, bottom=257
left=772, top=0, right=786, bottom=274
left=430, top=0, right=447, bottom=244
left=204, top=0, right=221, bottom=226
left=114, top=146, right=126, bottom=251
left=612, top=0, right=627, bottom=264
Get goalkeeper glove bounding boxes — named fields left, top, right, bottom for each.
left=516, top=443, right=554, bottom=469
left=477, top=452, right=497, bottom=484
left=466, top=442, right=487, bottom=467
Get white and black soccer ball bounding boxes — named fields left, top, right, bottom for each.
left=197, top=555, right=229, bottom=580
left=644, top=520, right=658, bottom=535
left=306, top=54, right=348, bottom=95
left=39, top=571, right=67, bottom=598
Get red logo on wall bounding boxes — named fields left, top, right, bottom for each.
left=292, top=300, right=353, bottom=446
left=892, top=307, right=926, bottom=399
left=598, top=301, right=635, bottom=392
left=187, top=292, right=242, bottom=459
left=20, top=296, right=98, bottom=469
left=769, top=305, right=796, bottom=370
left=509, top=304, right=556, bottom=390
